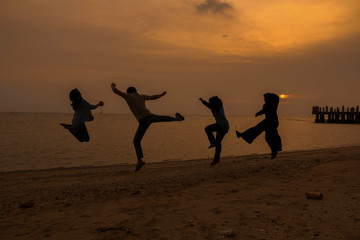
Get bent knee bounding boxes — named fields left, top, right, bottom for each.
left=133, top=138, right=140, bottom=145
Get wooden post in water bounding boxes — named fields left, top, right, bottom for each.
left=312, top=105, right=360, bottom=124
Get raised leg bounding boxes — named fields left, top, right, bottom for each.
left=240, top=120, right=266, bottom=144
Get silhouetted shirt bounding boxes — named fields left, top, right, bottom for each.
left=201, top=100, right=229, bottom=131
left=117, top=92, right=152, bottom=121
left=213, top=106, right=229, bottom=131
left=257, top=104, right=279, bottom=126
left=72, top=99, right=96, bottom=127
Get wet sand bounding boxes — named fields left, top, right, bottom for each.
left=1, top=146, right=360, bottom=240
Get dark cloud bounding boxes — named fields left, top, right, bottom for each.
left=196, top=0, right=234, bottom=16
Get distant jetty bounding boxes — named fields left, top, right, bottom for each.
left=312, top=106, right=360, bottom=123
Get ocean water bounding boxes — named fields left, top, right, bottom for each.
left=1, top=112, right=360, bottom=172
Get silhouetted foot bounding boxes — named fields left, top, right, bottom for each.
left=211, top=159, right=220, bottom=166
left=135, top=161, right=145, bottom=172
left=235, top=130, right=242, bottom=138
left=208, top=143, right=217, bottom=149
left=271, top=151, right=277, bottom=159
left=175, top=113, right=185, bottom=121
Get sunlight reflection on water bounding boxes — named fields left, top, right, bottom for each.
left=1, top=113, right=360, bottom=171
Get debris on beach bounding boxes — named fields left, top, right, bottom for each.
left=219, top=229, right=237, bottom=237
left=19, top=201, right=34, bottom=208
left=96, top=227, right=132, bottom=234
left=305, top=192, right=323, bottom=200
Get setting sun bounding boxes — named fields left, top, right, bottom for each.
left=279, top=94, right=289, bottom=99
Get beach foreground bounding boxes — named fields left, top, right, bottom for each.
left=1, top=146, right=360, bottom=240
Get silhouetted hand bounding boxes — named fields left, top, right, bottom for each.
left=255, top=112, right=261, bottom=117
left=99, top=101, right=104, bottom=106
left=111, top=83, right=116, bottom=89
left=199, top=98, right=204, bottom=101
left=162, top=91, right=167, bottom=96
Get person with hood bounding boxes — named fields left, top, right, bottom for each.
left=236, top=93, right=282, bottom=159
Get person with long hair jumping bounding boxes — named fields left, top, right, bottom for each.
left=60, top=88, right=103, bottom=142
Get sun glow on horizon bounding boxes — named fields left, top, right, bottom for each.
left=279, top=94, right=289, bottom=99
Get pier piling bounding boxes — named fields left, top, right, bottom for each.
left=312, top=105, right=360, bottom=124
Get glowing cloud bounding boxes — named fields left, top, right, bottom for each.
left=195, top=0, right=234, bottom=16
left=148, top=0, right=360, bottom=56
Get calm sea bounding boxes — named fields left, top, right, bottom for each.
left=1, top=112, right=360, bottom=172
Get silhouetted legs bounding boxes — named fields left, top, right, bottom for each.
left=239, top=120, right=267, bottom=144
left=76, top=124, right=90, bottom=142
left=265, top=128, right=282, bottom=158
left=134, top=114, right=184, bottom=171
left=237, top=120, right=281, bottom=159
left=205, top=123, right=227, bottom=165
left=60, top=123, right=90, bottom=142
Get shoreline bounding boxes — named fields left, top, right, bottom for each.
left=1, top=145, right=360, bottom=239
left=1, top=145, right=359, bottom=174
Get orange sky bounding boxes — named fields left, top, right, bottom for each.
left=1, top=0, right=360, bottom=116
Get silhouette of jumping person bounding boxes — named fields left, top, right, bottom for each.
left=60, top=88, right=104, bottom=142
left=111, top=83, right=184, bottom=172
left=236, top=93, right=282, bottom=159
left=200, top=96, right=229, bottom=166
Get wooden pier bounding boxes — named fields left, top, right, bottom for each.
left=312, top=106, right=360, bottom=123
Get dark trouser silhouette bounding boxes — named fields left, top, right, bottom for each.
left=62, top=123, right=90, bottom=142
left=77, top=124, right=90, bottom=142
left=241, top=120, right=282, bottom=152
left=134, top=114, right=179, bottom=159
left=205, top=123, right=228, bottom=161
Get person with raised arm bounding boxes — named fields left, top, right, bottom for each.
left=199, top=96, right=229, bottom=166
left=111, top=83, right=184, bottom=172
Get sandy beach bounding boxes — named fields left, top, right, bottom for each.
left=1, top=146, right=360, bottom=240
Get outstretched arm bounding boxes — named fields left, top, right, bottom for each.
left=111, top=83, right=126, bottom=98
left=255, top=104, right=266, bottom=117
left=90, top=101, right=104, bottom=110
left=199, top=98, right=212, bottom=109
left=148, top=91, right=166, bottom=100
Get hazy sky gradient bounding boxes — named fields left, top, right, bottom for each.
left=1, top=0, right=360, bottom=116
